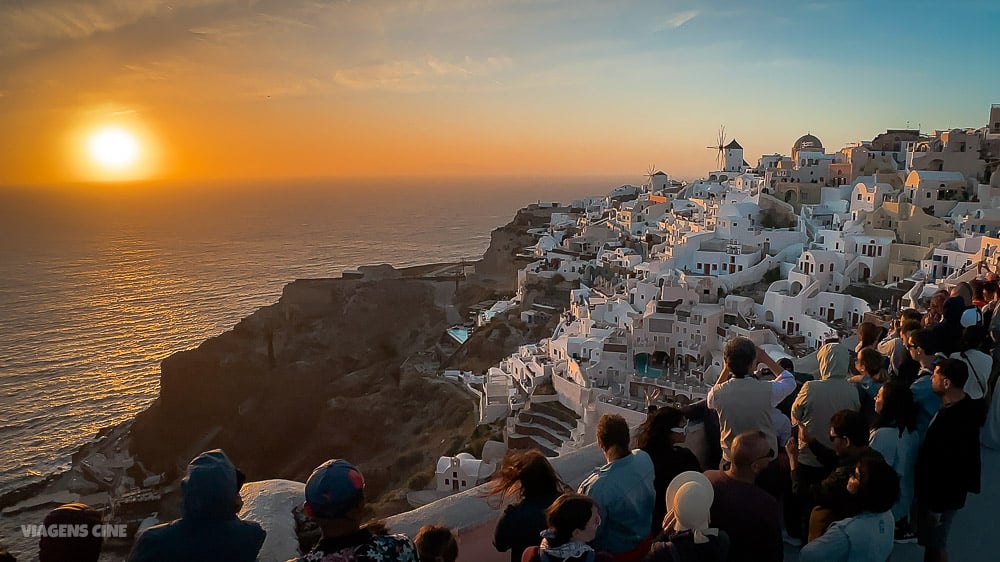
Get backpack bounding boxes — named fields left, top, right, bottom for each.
left=960, top=351, right=989, bottom=426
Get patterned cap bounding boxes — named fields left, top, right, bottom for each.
left=305, top=459, right=366, bottom=518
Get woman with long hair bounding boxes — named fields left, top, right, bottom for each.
left=636, top=406, right=701, bottom=532
left=868, top=381, right=919, bottom=540
left=492, top=450, right=569, bottom=562
left=923, top=290, right=949, bottom=327
left=800, top=456, right=899, bottom=562
left=855, top=322, right=881, bottom=353
left=521, top=493, right=613, bottom=562
left=849, top=348, right=886, bottom=395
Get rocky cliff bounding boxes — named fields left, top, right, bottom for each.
left=130, top=274, right=473, bottom=513
left=128, top=204, right=573, bottom=516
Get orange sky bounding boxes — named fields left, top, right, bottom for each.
left=1, top=1, right=997, bottom=186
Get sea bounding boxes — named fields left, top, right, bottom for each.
left=0, top=175, right=623, bottom=501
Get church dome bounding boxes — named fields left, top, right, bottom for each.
left=792, top=134, right=823, bottom=155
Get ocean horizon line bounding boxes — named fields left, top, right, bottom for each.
left=0, top=173, right=669, bottom=192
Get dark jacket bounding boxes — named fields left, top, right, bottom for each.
left=927, top=298, right=965, bottom=356
left=644, top=529, right=730, bottom=562
left=127, top=450, right=265, bottom=562
left=915, top=395, right=982, bottom=511
left=641, top=445, right=701, bottom=533
left=494, top=492, right=561, bottom=562
left=793, top=442, right=884, bottom=521
left=894, top=355, right=920, bottom=386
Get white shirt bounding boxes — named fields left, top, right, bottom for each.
left=707, top=369, right=796, bottom=409
left=950, top=349, right=992, bottom=399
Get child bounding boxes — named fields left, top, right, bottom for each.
left=415, top=525, right=458, bottom=562
left=522, top=493, right=612, bottom=562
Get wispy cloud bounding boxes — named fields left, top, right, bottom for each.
left=0, top=0, right=229, bottom=56
left=655, top=10, right=699, bottom=31
left=334, top=55, right=512, bottom=92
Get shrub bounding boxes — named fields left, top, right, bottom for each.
left=763, top=267, right=782, bottom=284
left=407, top=469, right=434, bottom=490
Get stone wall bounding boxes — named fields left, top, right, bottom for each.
left=386, top=444, right=605, bottom=538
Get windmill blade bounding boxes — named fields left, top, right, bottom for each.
left=646, top=164, right=657, bottom=185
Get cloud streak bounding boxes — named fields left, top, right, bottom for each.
left=0, top=0, right=231, bottom=56
left=333, top=55, right=512, bottom=92
left=655, top=10, right=699, bottom=31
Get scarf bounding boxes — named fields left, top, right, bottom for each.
left=539, top=532, right=594, bottom=560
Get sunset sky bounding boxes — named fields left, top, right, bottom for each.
left=1, top=0, right=998, bottom=185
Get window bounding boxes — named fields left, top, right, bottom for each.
left=857, top=193, right=862, bottom=200
left=445, top=479, right=450, bottom=484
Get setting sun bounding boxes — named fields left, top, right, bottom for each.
left=88, top=127, right=140, bottom=170
left=67, top=112, right=162, bottom=182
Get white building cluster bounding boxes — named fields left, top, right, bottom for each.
left=475, top=104, right=1000, bottom=455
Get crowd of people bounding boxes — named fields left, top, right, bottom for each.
left=490, top=280, right=996, bottom=562
left=11, top=281, right=999, bottom=562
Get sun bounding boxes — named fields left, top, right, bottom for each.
left=87, top=127, right=141, bottom=170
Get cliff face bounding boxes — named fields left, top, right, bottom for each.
left=130, top=276, right=474, bottom=509
left=129, top=203, right=573, bottom=514
left=475, top=204, right=571, bottom=286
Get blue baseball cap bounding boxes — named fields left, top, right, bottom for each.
left=305, top=459, right=365, bottom=518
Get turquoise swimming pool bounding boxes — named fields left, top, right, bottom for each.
left=446, top=326, right=470, bottom=344
left=633, top=354, right=665, bottom=378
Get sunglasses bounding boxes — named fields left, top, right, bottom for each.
left=829, top=434, right=844, bottom=443
left=753, top=449, right=776, bottom=463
